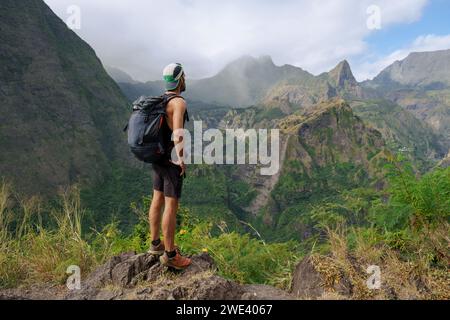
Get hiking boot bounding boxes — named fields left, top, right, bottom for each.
left=159, top=248, right=192, bottom=270
left=148, top=241, right=165, bottom=256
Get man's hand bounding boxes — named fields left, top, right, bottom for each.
left=170, top=159, right=186, bottom=176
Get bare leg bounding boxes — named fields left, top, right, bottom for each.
left=149, top=190, right=164, bottom=242
left=162, top=196, right=179, bottom=252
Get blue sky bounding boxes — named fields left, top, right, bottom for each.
left=351, top=0, right=450, bottom=80
left=45, top=0, right=450, bottom=82
left=367, top=0, right=450, bottom=54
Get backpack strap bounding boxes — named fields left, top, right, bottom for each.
left=163, top=93, right=189, bottom=124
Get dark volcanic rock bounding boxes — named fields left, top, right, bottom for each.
left=291, top=257, right=326, bottom=298
left=1, top=252, right=296, bottom=300
left=290, top=256, right=352, bottom=299
left=67, top=252, right=295, bottom=300
left=111, top=253, right=159, bottom=287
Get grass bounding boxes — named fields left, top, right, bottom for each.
left=308, top=224, right=450, bottom=299
left=0, top=183, right=111, bottom=288
left=305, top=163, right=450, bottom=299
left=0, top=161, right=448, bottom=299
left=173, top=210, right=301, bottom=289
left=0, top=182, right=302, bottom=291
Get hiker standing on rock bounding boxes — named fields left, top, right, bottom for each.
left=147, top=63, right=192, bottom=270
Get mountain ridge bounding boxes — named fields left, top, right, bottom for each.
left=0, top=0, right=131, bottom=195
left=363, top=49, right=450, bottom=146
left=370, top=49, right=450, bottom=89
left=219, top=98, right=388, bottom=238
left=105, top=66, right=139, bottom=84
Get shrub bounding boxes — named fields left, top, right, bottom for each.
left=0, top=184, right=111, bottom=288
left=174, top=208, right=301, bottom=289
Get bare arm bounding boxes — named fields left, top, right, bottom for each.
left=170, top=98, right=187, bottom=175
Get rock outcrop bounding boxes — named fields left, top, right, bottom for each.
left=290, top=254, right=450, bottom=300
left=290, top=256, right=353, bottom=300
left=0, top=252, right=295, bottom=300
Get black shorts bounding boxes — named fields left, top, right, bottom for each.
left=152, top=162, right=183, bottom=199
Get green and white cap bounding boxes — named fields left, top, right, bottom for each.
left=163, top=63, right=184, bottom=90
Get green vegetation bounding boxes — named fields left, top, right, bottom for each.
left=80, top=163, right=257, bottom=236
left=0, top=160, right=448, bottom=298
left=262, top=159, right=373, bottom=242
left=80, top=163, right=152, bottom=233
left=351, top=99, right=445, bottom=171
left=304, top=161, right=449, bottom=299
left=0, top=184, right=107, bottom=288
left=0, top=0, right=130, bottom=195
left=174, top=208, right=299, bottom=288
left=254, top=107, right=285, bottom=122
left=0, top=180, right=297, bottom=290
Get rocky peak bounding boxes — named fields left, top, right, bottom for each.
left=220, top=55, right=277, bottom=76
left=328, top=60, right=358, bottom=87
left=187, top=55, right=301, bottom=106
left=258, top=55, right=276, bottom=66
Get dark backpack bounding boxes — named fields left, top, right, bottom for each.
left=124, top=93, right=187, bottom=164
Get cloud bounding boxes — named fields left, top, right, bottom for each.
left=44, top=0, right=429, bottom=82
left=354, top=34, right=450, bottom=81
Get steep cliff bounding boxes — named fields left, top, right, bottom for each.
left=0, top=0, right=130, bottom=195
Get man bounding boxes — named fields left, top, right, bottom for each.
left=147, top=63, right=191, bottom=270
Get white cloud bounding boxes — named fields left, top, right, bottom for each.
left=354, top=34, right=450, bottom=81
left=44, top=0, right=429, bottom=82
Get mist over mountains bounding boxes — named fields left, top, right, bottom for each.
left=1, top=0, right=449, bottom=239
left=112, top=49, right=450, bottom=120
left=112, top=49, right=450, bottom=158
left=0, top=1, right=449, bottom=300
left=107, top=47, right=450, bottom=240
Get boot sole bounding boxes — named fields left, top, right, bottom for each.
left=148, top=250, right=165, bottom=256
left=159, top=256, right=191, bottom=270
